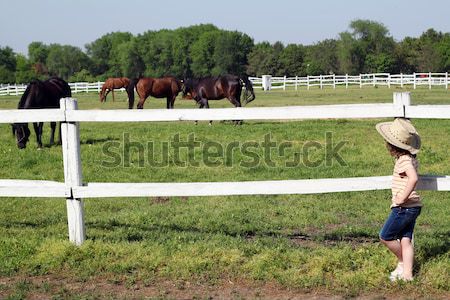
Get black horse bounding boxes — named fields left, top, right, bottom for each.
left=12, top=77, right=71, bottom=149
left=182, top=74, right=255, bottom=109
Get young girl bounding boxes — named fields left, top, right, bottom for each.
left=376, top=118, right=422, bottom=282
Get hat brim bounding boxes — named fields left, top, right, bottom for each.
left=376, top=122, right=420, bottom=154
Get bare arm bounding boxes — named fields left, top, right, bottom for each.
left=394, top=167, right=418, bottom=205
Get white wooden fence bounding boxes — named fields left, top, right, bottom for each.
left=1, top=92, right=450, bottom=245
left=250, top=72, right=449, bottom=90
left=0, top=73, right=448, bottom=96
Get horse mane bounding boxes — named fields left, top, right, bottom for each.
left=18, top=79, right=42, bottom=109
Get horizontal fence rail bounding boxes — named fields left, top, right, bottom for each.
left=0, top=72, right=448, bottom=96
left=1, top=93, right=449, bottom=245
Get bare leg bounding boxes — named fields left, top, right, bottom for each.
left=400, top=238, right=414, bottom=280
left=380, top=238, right=403, bottom=262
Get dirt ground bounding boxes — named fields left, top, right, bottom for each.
left=2, top=275, right=448, bottom=300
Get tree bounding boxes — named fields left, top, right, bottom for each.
left=46, top=44, right=90, bottom=80
left=86, top=32, right=133, bottom=77
left=0, top=46, right=16, bottom=83
left=15, top=54, right=34, bottom=83
left=116, top=39, right=144, bottom=78
left=247, top=42, right=284, bottom=76
left=338, top=19, right=395, bottom=74
left=304, top=39, right=339, bottom=75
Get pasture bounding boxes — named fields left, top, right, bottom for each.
left=0, top=86, right=449, bottom=299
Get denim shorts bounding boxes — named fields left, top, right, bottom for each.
left=379, top=207, right=421, bottom=241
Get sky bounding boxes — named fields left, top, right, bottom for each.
left=1, top=0, right=449, bottom=56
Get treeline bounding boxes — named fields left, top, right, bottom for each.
left=0, top=20, right=449, bottom=83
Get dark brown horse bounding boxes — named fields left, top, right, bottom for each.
left=182, top=75, right=255, bottom=125
left=128, top=76, right=182, bottom=109
left=12, top=77, right=71, bottom=149
left=182, top=75, right=255, bottom=109
left=99, top=77, right=130, bottom=103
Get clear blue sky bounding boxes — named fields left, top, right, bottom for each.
left=1, top=0, right=449, bottom=55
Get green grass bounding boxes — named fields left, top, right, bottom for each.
left=0, top=86, right=449, bottom=298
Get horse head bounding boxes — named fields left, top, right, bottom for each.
left=181, top=79, right=195, bottom=100
left=99, top=90, right=106, bottom=102
left=12, top=123, right=31, bottom=149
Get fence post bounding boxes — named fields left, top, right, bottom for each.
left=359, top=74, right=362, bottom=89
left=400, top=73, right=403, bottom=88
left=429, top=72, right=432, bottom=90
left=345, top=74, right=348, bottom=89
left=446, top=72, right=448, bottom=90
left=333, top=74, right=336, bottom=89
left=388, top=73, right=391, bottom=89
left=283, top=75, right=286, bottom=91
left=307, top=75, right=310, bottom=90
left=320, top=75, right=323, bottom=89
left=60, top=98, right=85, bottom=246
left=413, top=72, right=416, bottom=89
left=295, top=76, right=298, bottom=90
left=393, top=92, right=411, bottom=118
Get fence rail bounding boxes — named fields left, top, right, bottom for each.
left=0, top=72, right=448, bottom=96
left=1, top=92, right=449, bottom=245
left=250, top=72, right=449, bottom=90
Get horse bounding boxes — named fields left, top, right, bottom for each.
left=99, top=77, right=132, bottom=104
left=12, top=77, right=71, bottom=149
left=182, top=75, right=255, bottom=124
left=127, top=76, right=182, bottom=109
left=182, top=75, right=255, bottom=109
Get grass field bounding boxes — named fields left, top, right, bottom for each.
left=0, top=86, right=449, bottom=299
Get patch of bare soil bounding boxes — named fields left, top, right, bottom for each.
left=2, top=275, right=448, bottom=300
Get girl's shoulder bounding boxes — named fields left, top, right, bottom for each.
left=395, top=154, right=418, bottom=171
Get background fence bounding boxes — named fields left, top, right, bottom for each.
left=251, top=72, right=449, bottom=90
left=1, top=92, right=449, bottom=245
left=0, top=73, right=448, bottom=96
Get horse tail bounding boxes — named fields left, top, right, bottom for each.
left=240, top=75, right=255, bottom=105
left=126, top=78, right=140, bottom=109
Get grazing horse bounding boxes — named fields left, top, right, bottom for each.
left=12, top=77, right=71, bottom=149
left=126, top=76, right=182, bottom=109
left=182, top=75, right=255, bottom=109
left=99, top=77, right=131, bottom=104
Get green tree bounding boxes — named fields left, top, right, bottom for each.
left=86, top=32, right=133, bottom=77
left=247, top=42, right=284, bottom=76
left=46, top=44, right=90, bottom=79
left=304, top=39, right=339, bottom=75
left=278, top=44, right=305, bottom=76
left=116, top=39, right=144, bottom=78
left=0, top=46, right=16, bottom=83
left=338, top=19, right=395, bottom=74
left=15, top=54, right=34, bottom=83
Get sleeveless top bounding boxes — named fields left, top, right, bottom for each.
left=391, top=155, right=422, bottom=208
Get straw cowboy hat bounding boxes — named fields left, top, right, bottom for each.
left=376, top=118, right=421, bottom=154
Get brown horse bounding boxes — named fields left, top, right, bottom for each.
left=99, top=77, right=130, bottom=103
left=129, top=76, right=182, bottom=109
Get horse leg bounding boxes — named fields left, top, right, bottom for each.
left=137, top=96, right=147, bottom=109
left=229, top=97, right=243, bottom=125
left=57, top=122, right=62, bottom=145
left=199, top=98, right=213, bottom=125
left=169, top=95, right=176, bottom=109
left=112, top=89, right=115, bottom=102
left=103, top=89, right=110, bottom=102
left=49, top=122, right=56, bottom=146
left=33, top=122, right=43, bottom=148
